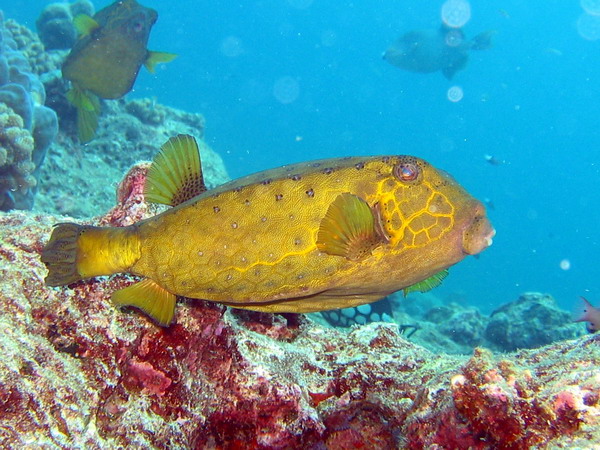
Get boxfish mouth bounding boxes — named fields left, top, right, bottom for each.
left=461, top=205, right=495, bottom=256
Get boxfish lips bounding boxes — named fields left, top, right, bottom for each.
left=461, top=203, right=495, bottom=255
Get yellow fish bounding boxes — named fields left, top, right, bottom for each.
left=62, top=0, right=176, bottom=142
left=42, top=135, right=495, bottom=326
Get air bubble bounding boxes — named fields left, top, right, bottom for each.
left=273, top=76, right=300, bottom=104
left=447, top=85, right=464, bottom=103
left=581, top=0, right=600, bottom=15
left=441, top=0, right=471, bottom=28
left=577, top=13, right=600, bottom=40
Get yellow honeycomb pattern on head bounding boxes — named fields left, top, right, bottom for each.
left=375, top=178, right=455, bottom=250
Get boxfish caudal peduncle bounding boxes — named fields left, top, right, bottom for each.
left=42, top=135, right=495, bottom=326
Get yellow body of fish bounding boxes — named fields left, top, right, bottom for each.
left=42, top=135, right=494, bottom=326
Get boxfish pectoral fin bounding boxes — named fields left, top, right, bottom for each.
left=112, top=278, right=177, bottom=326
left=316, top=193, right=386, bottom=261
left=144, top=51, right=177, bottom=74
left=402, top=269, right=449, bottom=296
left=144, top=134, right=207, bottom=206
left=66, top=85, right=100, bottom=143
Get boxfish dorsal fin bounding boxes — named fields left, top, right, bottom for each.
left=402, top=269, right=449, bottom=296
left=144, top=134, right=207, bottom=206
left=317, top=193, right=385, bottom=261
left=112, top=278, right=176, bottom=326
left=73, top=14, right=100, bottom=38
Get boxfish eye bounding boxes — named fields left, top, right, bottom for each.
left=393, top=162, right=419, bottom=182
left=132, top=21, right=144, bottom=33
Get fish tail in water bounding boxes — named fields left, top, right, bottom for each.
left=41, top=223, right=141, bottom=286
left=470, top=30, right=495, bottom=51
left=66, top=85, right=101, bottom=143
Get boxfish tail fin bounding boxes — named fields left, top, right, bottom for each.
left=41, top=223, right=141, bottom=286
left=470, top=30, right=495, bottom=51
left=144, top=51, right=177, bottom=74
left=66, top=85, right=101, bottom=143
left=112, top=278, right=177, bottom=326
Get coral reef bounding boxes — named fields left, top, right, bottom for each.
left=0, top=176, right=599, bottom=447
left=34, top=96, right=229, bottom=218
left=0, top=12, right=58, bottom=211
left=36, top=0, right=95, bottom=51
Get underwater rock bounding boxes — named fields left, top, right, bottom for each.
left=34, top=96, right=228, bottom=218
left=36, top=0, right=95, bottom=51
left=0, top=13, right=58, bottom=211
left=0, top=206, right=599, bottom=447
left=485, top=292, right=585, bottom=352
left=439, top=307, right=487, bottom=347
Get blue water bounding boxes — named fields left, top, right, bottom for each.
left=4, top=0, right=599, bottom=314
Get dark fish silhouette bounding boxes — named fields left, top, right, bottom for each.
left=62, top=0, right=176, bottom=142
left=383, top=25, right=493, bottom=79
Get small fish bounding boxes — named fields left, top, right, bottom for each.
left=383, top=25, right=494, bottom=80
left=62, top=0, right=176, bottom=142
left=42, top=135, right=495, bottom=326
left=574, top=297, right=600, bottom=333
left=484, top=154, right=503, bottom=166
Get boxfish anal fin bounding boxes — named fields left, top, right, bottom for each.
left=112, top=278, right=177, bottom=326
left=66, top=85, right=100, bottom=143
left=317, top=193, right=386, bottom=261
left=402, top=269, right=449, bottom=296
left=144, top=134, right=206, bottom=207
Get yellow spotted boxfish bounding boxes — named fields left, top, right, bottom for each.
left=62, top=0, right=176, bottom=142
left=42, top=135, right=495, bottom=326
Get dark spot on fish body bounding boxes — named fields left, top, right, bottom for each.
left=289, top=174, right=302, bottom=181
left=213, top=206, right=221, bottom=213
left=244, top=199, right=251, bottom=206
left=311, top=162, right=322, bottom=168
left=355, top=162, right=365, bottom=170
left=323, top=168, right=334, bottom=175
left=382, top=157, right=391, bottom=164
left=261, top=179, right=273, bottom=185
left=306, top=188, right=315, bottom=198
left=275, top=194, right=284, bottom=201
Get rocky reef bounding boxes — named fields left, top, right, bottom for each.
left=0, top=12, right=58, bottom=211
left=0, top=166, right=598, bottom=448
left=385, top=291, right=586, bottom=355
